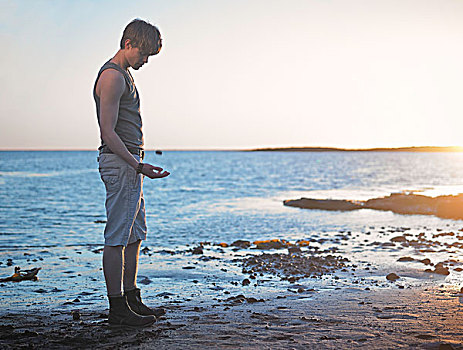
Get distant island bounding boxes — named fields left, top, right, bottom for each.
left=247, top=146, right=463, bottom=152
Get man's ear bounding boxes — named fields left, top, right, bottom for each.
left=124, top=39, right=132, bottom=50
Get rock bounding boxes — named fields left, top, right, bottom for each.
left=33, top=288, right=47, bottom=293
left=391, top=236, right=407, bottom=242
left=192, top=247, right=203, bottom=255
left=217, top=242, right=228, bottom=247
left=139, top=277, right=152, bottom=285
left=419, top=258, right=431, bottom=265
left=435, top=262, right=445, bottom=269
left=434, top=266, right=450, bottom=275
left=284, top=193, right=463, bottom=220
left=21, top=330, right=38, bottom=337
left=283, top=198, right=361, bottom=211
left=246, top=297, right=258, bottom=303
left=71, top=310, right=80, bottom=320
left=415, top=334, right=435, bottom=340
left=231, top=240, right=251, bottom=248
left=225, top=295, right=246, bottom=304
left=242, top=279, right=250, bottom=286
left=242, top=252, right=348, bottom=281
left=386, top=273, right=400, bottom=281
left=254, top=239, right=287, bottom=250
left=398, top=257, right=414, bottom=262
left=288, top=246, right=302, bottom=254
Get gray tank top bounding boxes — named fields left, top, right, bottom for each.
left=93, top=60, right=144, bottom=150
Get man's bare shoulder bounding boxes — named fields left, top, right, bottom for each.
left=99, top=68, right=125, bottom=86
left=96, top=68, right=125, bottom=97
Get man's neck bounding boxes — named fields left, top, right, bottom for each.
left=110, top=50, right=129, bottom=70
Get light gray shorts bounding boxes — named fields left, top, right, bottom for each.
left=98, top=153, right=147, bottom=247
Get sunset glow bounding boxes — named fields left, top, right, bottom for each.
left=0, top=0, right=462, bottom=150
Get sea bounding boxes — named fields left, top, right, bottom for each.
left=2, top=150, right=463, bottom=313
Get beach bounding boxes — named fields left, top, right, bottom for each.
left=1, top=257, right=463, bottom=349
left=3, top=0, right=463, bottom=347
left=2, top=151, right=463, bottom=348
left=2, top=227, right=463, bottom=349
left=1, top=289, right=463, bottom=349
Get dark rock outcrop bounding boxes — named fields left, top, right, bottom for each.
left=284, top=193, right=463, bottom=220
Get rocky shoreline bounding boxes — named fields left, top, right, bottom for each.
left=284, top=192, right=463, bottom=220
left=2, top=224, right=463, bottom=348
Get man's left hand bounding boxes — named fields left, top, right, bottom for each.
left=142, top=164, right=170, bottom=179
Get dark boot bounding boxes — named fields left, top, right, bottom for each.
left=125, top=288, right=166, bottom=318
left=108, top=295, right=156, bottom=327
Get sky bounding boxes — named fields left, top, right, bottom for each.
left=1, top=0, right=463, bottom=150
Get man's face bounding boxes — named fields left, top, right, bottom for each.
left=126, top=39, right=162, bottom=70
left=129, top=47, right=150, bottom=70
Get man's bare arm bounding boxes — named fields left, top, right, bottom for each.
left=97, top=69, right=169, bottom=179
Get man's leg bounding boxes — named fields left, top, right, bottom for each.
left=123, top=239, right=166, bottom=317
left=103, top=245, right=124, bottom=296
left=103, top=243, right=155, bottom=326
left=123, top=239, right=142, bottom=292
left=99, top=154, right=155, bottom=327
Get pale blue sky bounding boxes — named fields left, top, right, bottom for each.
left=1, top=0, right=463, bottom=150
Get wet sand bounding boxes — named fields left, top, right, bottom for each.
left=2, top=224, right=463, bottom=349
left=1, top=286, right=462, bottom=349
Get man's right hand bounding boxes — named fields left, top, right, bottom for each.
left=141, top=163, right=170, bottom=179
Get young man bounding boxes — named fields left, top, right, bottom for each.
left=94, top=19, right=169, bottom=327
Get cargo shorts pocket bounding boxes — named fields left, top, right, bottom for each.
left=99, top=167, right=120, bottom=191
left=127, top=166, right=142, bottom=191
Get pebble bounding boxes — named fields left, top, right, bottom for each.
left=397, top=257, right=414, bottom=262
left=192, top=247, right=203, bottom=255
left=386, top=273, right=400, bottom=281
left=139, top=277, right=152, bottom=285
left=288, top=246, right=302, bottom=254
left=419, top=258, right=431, bottom=265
